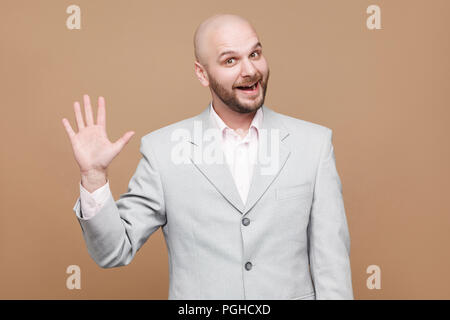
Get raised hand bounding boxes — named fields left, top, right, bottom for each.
left=62, top=94, right=135, bottom=191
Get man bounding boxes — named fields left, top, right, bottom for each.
left=62, top=14, right=353, bottom=300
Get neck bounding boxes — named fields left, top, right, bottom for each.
left=211, top=98, right=257, bottom=134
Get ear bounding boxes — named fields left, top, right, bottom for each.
left=194, top=61, right=209, bottom=87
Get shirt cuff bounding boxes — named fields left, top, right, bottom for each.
left=79, top=180, right=110, bottom=219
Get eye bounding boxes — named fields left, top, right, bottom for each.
left=225, top=58, right=235, bottom=64
left=250, top=51, right=260, bottom=58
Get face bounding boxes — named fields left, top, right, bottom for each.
left=199, top=23, right=270, bottom=113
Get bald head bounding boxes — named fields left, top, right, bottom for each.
left=193, top=14, right=258, bottom=67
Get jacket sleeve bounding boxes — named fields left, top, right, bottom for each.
left=308, top=128, right=354, bottom=299
left=72, top=136, right=166, bottom=268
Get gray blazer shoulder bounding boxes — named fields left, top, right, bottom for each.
left=274, top=109, right=333, bottom=138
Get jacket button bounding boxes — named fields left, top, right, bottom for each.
left=242, top=217, right=250, bottom=226
left=245, top=262, right=253, bottom=271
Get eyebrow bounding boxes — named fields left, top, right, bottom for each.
left=218, top=42, right=262, bottom=61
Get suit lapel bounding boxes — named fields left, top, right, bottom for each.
left=189, top=106, right=246, bottom=213
left=189, top=104, right=290, bottom=216
left=243, top=106, right=290, bottom=215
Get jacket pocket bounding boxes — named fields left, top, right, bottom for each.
left=276, top=183, right=312, bottom=201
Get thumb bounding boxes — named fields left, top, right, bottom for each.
left=113, top=131, right=135, bottom=153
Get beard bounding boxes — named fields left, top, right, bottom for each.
left=208, top=69, right=270, bottom=114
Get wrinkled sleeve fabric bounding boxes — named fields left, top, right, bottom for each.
left=308, top=128, right=354, bottom=299
left=72, top=137, right=166, bottom=268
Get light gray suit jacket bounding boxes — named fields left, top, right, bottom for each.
left=72, top=104, right=353, bottom=300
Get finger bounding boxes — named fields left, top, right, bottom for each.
left=62, top=118, right=76, bottom=140
left=74, top=101, right=85, bottom=130
left=97, top=96, right=106, bottom=127
left=113, top=131, right=135, bottom=152
left=83, top=94, right=94, bottom=126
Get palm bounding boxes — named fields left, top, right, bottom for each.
left=72, top=125, right=115, bottom=172
left=62, top=94, right=135, bottom=174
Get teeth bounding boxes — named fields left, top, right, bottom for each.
left=237, top=82, right=258, bottom=90
left=243, top=82, right=257, bottom=87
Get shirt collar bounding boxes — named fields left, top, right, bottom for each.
left=209, top=102, right=263, bottom=136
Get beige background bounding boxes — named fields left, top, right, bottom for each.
left=0, top=0, right=449, bottom=299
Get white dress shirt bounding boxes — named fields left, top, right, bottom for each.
left=209, top=102, right=262, bottom=203
left=78, top=102, right=263, bottom=219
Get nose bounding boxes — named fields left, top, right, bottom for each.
left=240, top=58, right=257, bottom=78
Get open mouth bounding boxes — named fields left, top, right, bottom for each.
left=236, top=81, right=259, bottom=93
